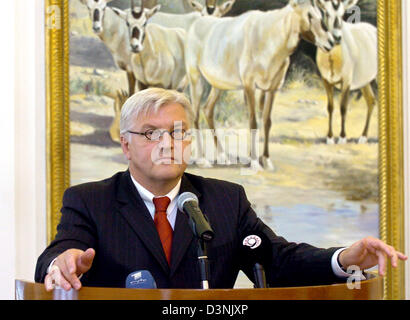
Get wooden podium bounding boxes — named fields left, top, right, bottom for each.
left=15, top=273, right=382, bottom=300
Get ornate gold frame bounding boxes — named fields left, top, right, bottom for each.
left=45, top=0, right=405, bottom=299
left=377, top=0, right=405, bottom=300
left=45, top=0, right=70, bottom=244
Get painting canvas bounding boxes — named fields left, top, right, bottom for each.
left=67, top=0, right=379, bottom=287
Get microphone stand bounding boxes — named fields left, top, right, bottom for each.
left=187, top=217, right=212, bottom=289
left=253, top=263, right=267, bottom=288
left=197, top=237, right=210, bottom=289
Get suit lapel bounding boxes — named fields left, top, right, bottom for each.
left=170, top=173, right=201, bottom=276
left=115, top=171, right=170, bottom=273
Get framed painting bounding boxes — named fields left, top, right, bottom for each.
left=45, top=0, right=404, bottom=298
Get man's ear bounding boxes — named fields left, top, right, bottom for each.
left=120, top=135, right=131, bottom=160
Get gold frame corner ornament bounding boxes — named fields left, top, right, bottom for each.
left=45, top=0, right=405, bottom=299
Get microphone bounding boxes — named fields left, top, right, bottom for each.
left=125, top=270, right=157, bottom=289
left=241, top=232, right=272, bottom=288
left=177, top=192, right=214, bottom=242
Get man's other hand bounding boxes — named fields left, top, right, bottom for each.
left=338, top=237, right=407, bottom=276
left=44, top=248, right=95, bottom=291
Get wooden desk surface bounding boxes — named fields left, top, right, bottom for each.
left=15, top=275, right=382, bottom=300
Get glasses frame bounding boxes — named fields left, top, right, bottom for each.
left=127, top=128, right=189, bottom=141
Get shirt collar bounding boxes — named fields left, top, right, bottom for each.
left=130, top=175, right=181, bottom=204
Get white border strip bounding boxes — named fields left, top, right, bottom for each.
left=402, top=0, right=410, bottom=300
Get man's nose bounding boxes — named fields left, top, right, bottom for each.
left=159, top=131, right=173, bottom=146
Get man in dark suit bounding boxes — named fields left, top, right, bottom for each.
left=35, top=88, right=406, bottom=291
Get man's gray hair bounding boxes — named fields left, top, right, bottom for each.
left=120, top=87, right=194, bottom=136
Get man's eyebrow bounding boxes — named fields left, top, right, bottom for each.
left=139, top=121, right=188, bottom=130
left=140, top=124, right=158, bottom=130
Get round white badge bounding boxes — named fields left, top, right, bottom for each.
left=242, top=235, right=262, bottom=249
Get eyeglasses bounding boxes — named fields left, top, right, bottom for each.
left=127, top=128, right=189, bottom=141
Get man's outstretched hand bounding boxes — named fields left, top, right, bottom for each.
left=44, top=248, right=95, bottom=291
left=338, top=237, right=407, bottom=276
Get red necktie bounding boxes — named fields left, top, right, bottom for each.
left=153, top=196, right=172, bottom=265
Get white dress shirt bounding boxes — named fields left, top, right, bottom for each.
left=130, top=175, right=181, bottom=230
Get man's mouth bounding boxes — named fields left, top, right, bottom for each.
left=154, top=157, right=177, bottom=164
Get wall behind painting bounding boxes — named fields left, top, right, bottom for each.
left=0, top=0, right=46, bottom=299
left=0, top=0, right=16, bottom=300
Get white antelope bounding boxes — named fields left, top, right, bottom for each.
left=113, top=3, right=187, bottom=92
left=188, top=0, right=236, bottom=18
left=315, top=0, right=377, bottom=144
left=79, top=0, right=137, bottom=96
left=148, top=0, right=236, bottom=30
left=185, top=0, right=336, bottom=170
left=146, top=0, right=236, bottom=91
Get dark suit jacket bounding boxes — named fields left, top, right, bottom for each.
left=35, top=170, right=342, bottom=288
